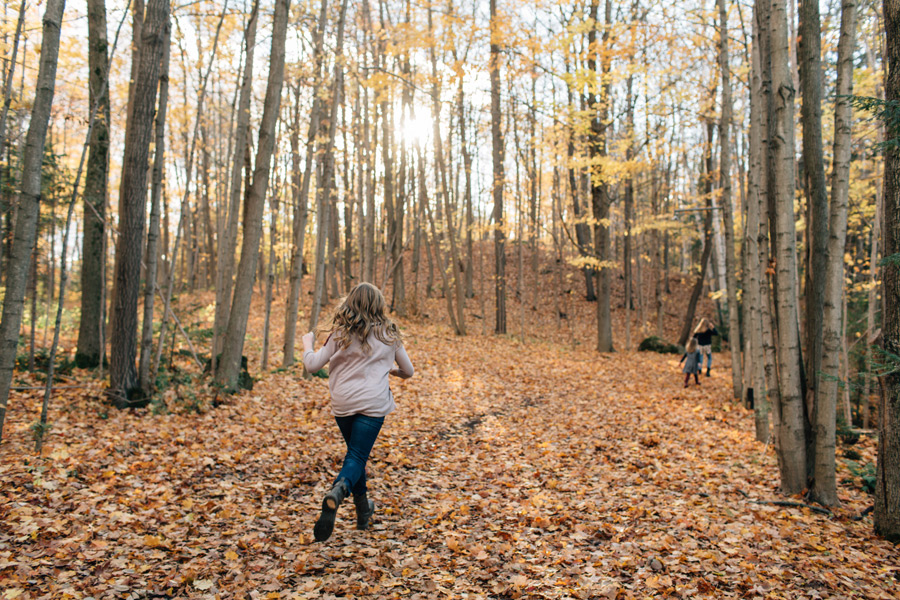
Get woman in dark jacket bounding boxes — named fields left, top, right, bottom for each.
left=692, top=318, right=718, bottom=376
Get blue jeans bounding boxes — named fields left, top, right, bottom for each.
left=334, top=414, right=384, bottom=496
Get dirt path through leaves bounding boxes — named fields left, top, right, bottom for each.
left=1, top=323, right=897, bottom=599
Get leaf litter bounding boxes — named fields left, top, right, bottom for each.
left=1, top=318, right=897, bottom=599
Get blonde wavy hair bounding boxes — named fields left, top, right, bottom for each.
left=323, top=282, right=402, bottom=353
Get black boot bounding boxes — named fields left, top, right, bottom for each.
left=354, top=493, right=375, bottom=530
left=314, top=479, right=349, bottom=542
left=706, top=367, right=711, bottom=377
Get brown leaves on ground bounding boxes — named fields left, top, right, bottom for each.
left=1, top=321, right=897, bottom=599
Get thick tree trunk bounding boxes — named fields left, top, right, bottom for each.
left=216, top=0, right=291, bottom=392
left=490, top=0, right=506, bottom=334
left=108, top=0, right=169, bottom=407
left=0, top=0, right=65, bottom=441
left=767, top=0, right=807, bottom=495
left=799, top=0, right=828, bottom=435
left=875, top=0, right=900, bottom=543
left=719, top=0, right=742, bottom=401
left=811, top=0, right=856, bottom=508
left=138, top=25, right=170, bottom=396
left=76, top=0, right=109, bottom=368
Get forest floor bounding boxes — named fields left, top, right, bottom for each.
left=1, top=258, right=898, bottom=599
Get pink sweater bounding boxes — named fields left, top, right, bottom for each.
left=303, top=332, right=414, bottom=417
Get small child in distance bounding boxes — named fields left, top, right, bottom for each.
left=679, top=337, right=702, bottom=388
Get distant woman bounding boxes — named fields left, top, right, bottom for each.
left=302, top=282, right=414, bottom=542
left=692, top=318, right=718, bottom=377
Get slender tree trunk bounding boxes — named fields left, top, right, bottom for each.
left=719, top=0, right=742, bottom=400
left=490, top=0, right=506, bottom=334
left=283, top=84, right=311, bottom=366
left=0, top=0, right=65, bottom=441
left=213, top=0, right=258, bottom=371
left=216, top=0, right=291, bottom=391
left=108, top=0, right=169, bottom=407
left=875, top=0, right=900, bottom=543
left=75, top=0, right=110, bottom=368
left=283, top=0, right=327, bottom=365
left=309, top=0, right=348, bottom=332
left=799, top=0, right=828, bottom=440
left=678, top=121, right=716, bottom=348
left=588, top=0, right=613, bottom=351
left=624, top=73, right=635, bottom=351
left=429, top=4, right=465, bottom=334
left=138, top=25, right=170, bottom=396
left=421, top=148, right=460, bottom=334
left=0, top=0, right=25, bottom=160
left=747, top=6, right=770, bottom=441
left=767, top=0, right=807, bottom=495
left=810, top=0, right=857, bottom=507
left=262, top=162, right=280, bottom=371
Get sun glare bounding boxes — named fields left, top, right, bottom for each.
left=398, top=111, right=433, bottom=146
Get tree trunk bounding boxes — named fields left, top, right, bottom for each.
left=875, top=0, right=900, bottom=543
left=213, top=0, right=258, bottom=372
left=810, top=0, right=856, bottom=508
left=308, top=0, right=348, bottom=332
left=0, top=0, right=65, bottom=442
left=747, top=5, right=770, bottom=441
left=283, top=0, right=327, bottom=366
left=429, top=4, right=465, bottom=335
left=75, top=0, right=109, bottom=369
left=108, top=0, right=169, bottom=407
left=767, top=0, right=807, bottom=495
left=215, top=0, right=291, bottom=391
left=719, top=0, right=742, bottom=401
left=678, top=122, right=716, bottom=348
left=489, top=0, right=506, bottom=334
left=588, top=0, right=613, bottom=351
left=138, top=25, right=170, bottom=396
left=262, top=163, right=280, bottom=371
left=799, top=0, right=828, bottom=438
left=624, top=73, right=635, bottom=351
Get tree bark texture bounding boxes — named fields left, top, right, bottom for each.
left=875, top=0, right=900, bottom=543
left=719, top=0, right=742, bottom=401
left=138, top=24, right=170, bottom=396
left=799, top=0, right=828, bottom=429
left=76, top=0, right=111, bottom=369
left=216, top=0, right=291, bottom=391
left=767, top=0, right=807, bottom=495
left=811, top=0, right=856, bottom=508
left=213, top=0, right=258, bottom=368
left=283, top=0, right=326, bottom=366
left=0, top=0, right=66, bottom=441
left=108, top=0, right=169, bottom=406
left=748, top=6, right=770, bottom=442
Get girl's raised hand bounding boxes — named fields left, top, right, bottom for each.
left=302, top=332, right=315, bottom=351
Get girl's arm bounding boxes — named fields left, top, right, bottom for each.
left=302, top=333, right=336, bottom=373
left=679, top=353, right=686, bottom=364
left=390, top=344, right=414, bottom=379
